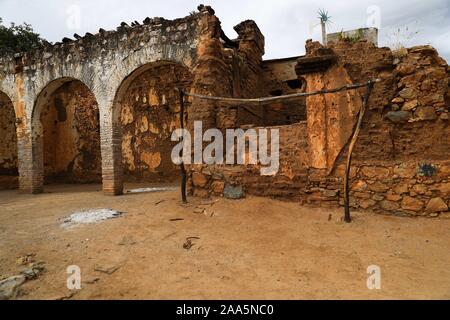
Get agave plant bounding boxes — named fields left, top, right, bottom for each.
left=317, top=9, right=332, bottom=46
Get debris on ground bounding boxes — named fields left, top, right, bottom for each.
left=183, top=237, right=200, bottom=250
left=0, top=275, right=26, bottom=300
left=0, top=259, right=46, bottom=300
left=183, top=239, right=194, bottom=250
left=117, top=235, right=137, bottom=246
left=16, top=253, right=36, bottom=266
left=94, top=264, right=121, bottom=275
left=21, top=262, right=46, bottom=280
left=170, top=218, right=184, bottom=222
left=126, top=187, right=177, bottom=194
left=61, top=209, right=123, bottom=228
left=83, top=276, right=100, bottom=284
left=155, top=199, right=166, bottom=205
left=193, top=207, right=207, bottom=214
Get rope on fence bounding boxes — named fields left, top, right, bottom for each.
left=177, top=79, right=379, bottom=222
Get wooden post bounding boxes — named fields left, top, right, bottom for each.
left=344, top=80, right=375, bottom=223
left=178, top=88, right=188, bottom=203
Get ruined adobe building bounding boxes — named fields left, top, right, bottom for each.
left=0, top=6, right=449, bottom=216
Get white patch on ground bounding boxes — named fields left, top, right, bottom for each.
left=126, top=187, right=176, bottom=194
left=61, top=209, right=123, bottom=228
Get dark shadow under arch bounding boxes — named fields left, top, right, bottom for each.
left=32, top=78, right=102, bottom=186
left=0, top=91, right=18, bottom=190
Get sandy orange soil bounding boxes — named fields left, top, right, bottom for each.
left=1, top=183, right=450, bottom=300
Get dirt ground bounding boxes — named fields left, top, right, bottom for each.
left=1, top=183, right=450, bottom=300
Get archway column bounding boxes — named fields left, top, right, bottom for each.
left=100, top=103, right=123, bottom=195
left=17, top=120, right=44, bottom=194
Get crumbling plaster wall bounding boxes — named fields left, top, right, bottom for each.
left=0, top=5, right=267, bottom=194
left=260, top=58, right=307, bottom=126
left=120, top=62, right=192, bottom=182
left=191, top=39, right=450, bottom=217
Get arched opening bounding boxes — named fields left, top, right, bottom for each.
left=113, top=61, right=193, bottom=187
left=35, top=79, right=101, bottom=186
left=0, top=91, right=18, bottom=190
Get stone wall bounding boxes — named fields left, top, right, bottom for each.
left=0, top=5, right=258, bottom=194
left=260, top=58, right=307, bottom=126
left=190, top=39, right=450, bottom=217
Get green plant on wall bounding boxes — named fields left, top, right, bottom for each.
left=338, top=28, right=364, bottom=43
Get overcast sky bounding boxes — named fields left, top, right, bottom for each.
left=1, top=0, right=449, bottom=62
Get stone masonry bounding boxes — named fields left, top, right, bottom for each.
left=0, top=5, right=449, bottom=217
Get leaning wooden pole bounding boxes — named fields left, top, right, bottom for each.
left=178, top=88, right=188, bottom=203
left=344, top=80, right=375, bottom=223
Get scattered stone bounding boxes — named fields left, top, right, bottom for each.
left=224, top=184, right=245, bottom=199
left=385, top=111, right=411, bottom=123
left=21, top=262, right=46, bottom=280
left=425, top=197, right=448, bottom=213
left=0, top=275, right=26, bottom=300
left=94, top=264, right=121, bottom=275
left=193, top=207, right=206, bottom=214
left=83, top=276, right=100, bottom=284
left=16, top=253, right=36, bottom=266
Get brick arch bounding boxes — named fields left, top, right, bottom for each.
left=99, top=59, right=194, bottom=195
left=0, top=89, right=16, bottom=117
left=105, top=47, right=195, bottom=112
left=0, top=78, right=18, bottom=116
left=29, top=77, right=101, bottom=192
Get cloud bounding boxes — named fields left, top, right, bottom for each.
left=0, top=0, right=448, bottom=62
